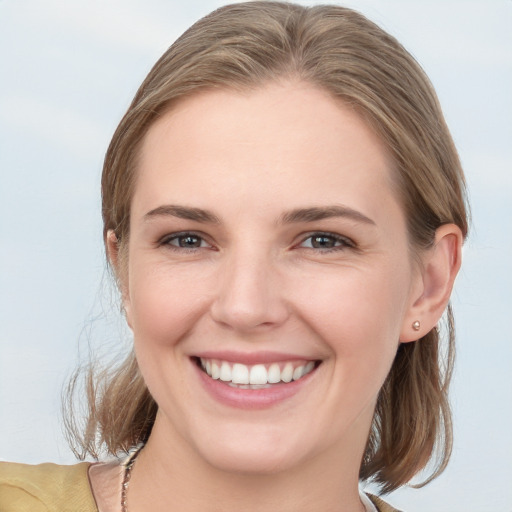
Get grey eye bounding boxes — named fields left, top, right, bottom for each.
left=167, top=233, right=205, bottom=248
left=310, top=235, right=338, bottom=249
left=301, top=234, right=346, bottom=249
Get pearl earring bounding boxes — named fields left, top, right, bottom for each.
left=412, top=320, right=421, bottom=331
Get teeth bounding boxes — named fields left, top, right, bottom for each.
left=200, top=358, right=316, bottom=386
left=219, top=362, right=232, bottom=382
left=281, top=362, right=293, bottom=383
left=211, top=362, right=220, bottom=380
left=267, top=363, right=281, bottom=384
left=249, top=364, right=267, bottom=385
left=292, top=365, right=304, bottom=381
left=232, top=363, right=249, bottom=384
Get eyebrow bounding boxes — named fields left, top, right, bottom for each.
left=279, top=206, right=375, bottom=226
left=144, top=204, right=375, bottom=226
left=144, top=205, right=221, bottom=224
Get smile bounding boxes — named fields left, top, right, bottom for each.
left=197, top=358, right=317, bottom=388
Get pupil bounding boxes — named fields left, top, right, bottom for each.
left=312, top=236, right=334, bottom=248
left=179, top=235, right=200, bottom=248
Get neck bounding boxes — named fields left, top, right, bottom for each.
left=126, top=414, right=368, bottom=512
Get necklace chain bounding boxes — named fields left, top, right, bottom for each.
left=121, top=445, right=143, bottom=512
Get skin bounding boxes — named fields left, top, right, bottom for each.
left=90, top=81, right=462, bottom=512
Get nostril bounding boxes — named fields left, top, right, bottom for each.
left=210, top=301, right=290, bottom=332
left=209, top=264, right=290, bottom=331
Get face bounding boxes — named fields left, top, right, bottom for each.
left=120, top=82, right=422, bottom=475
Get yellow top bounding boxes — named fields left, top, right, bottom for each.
left=0, top=461, right=98, bottom=512
left=0, top=461, right=400, bottom=512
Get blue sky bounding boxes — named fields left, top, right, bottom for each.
left=1, top=1, right=511, bottom=510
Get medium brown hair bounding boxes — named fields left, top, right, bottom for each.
left=66, top=1, right=468, bottom=493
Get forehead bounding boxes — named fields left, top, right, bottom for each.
left=133, top=82, right=402, bottom=225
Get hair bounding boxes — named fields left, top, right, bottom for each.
left=65, top=1, right=468, bottom=494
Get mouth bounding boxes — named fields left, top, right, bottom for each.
left=194, top=357, right=320, bottom=389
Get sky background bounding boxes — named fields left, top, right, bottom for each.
left=0, top=1, right=511, bottom=511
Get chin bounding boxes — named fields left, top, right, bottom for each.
left=202, top=446, right=302, bottom=475
left=192, top=426, right=310, bottom=475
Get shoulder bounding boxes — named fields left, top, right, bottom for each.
left=367, top=493, right=404, bottom=512
left=0, top=461, right=98, bottom=512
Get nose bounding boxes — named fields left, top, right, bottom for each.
left=210, top=250, right=290, bottom=332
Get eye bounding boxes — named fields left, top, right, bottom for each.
left=299, top=232, right=354, bottom=251
left=161, top=232, right=210, bottom=250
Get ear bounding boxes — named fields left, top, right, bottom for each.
left=106, top=229, right=133, bottom=328
left=106, top=229, right=121, bottom=270
left=400, top=224, right=463, bottom=342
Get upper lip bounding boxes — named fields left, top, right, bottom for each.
left=192, top=350, right=319, bottom=365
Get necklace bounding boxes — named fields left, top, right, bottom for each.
left=121, top=445, right=143, bottom=512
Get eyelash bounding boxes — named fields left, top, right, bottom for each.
left=297, top=232, right=355, bottom=253
left=159, top=232, right=213, bottom=252
left=159, top=231, right=355, bottom=254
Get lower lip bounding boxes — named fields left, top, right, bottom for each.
left=193, top=360, right=317, bottom=410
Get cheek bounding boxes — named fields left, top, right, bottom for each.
left=126, top=262, right=212, bottom=348
left=125, top=265, right=213, bottom=415
left=289, top=264, right=410, bottom=389
left=293, top=265, right=409, bottom=342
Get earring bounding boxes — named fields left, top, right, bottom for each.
left=412, top=320, right=421, bottom=331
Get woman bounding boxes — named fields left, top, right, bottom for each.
left=0, top=2, right=467, bottom=511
